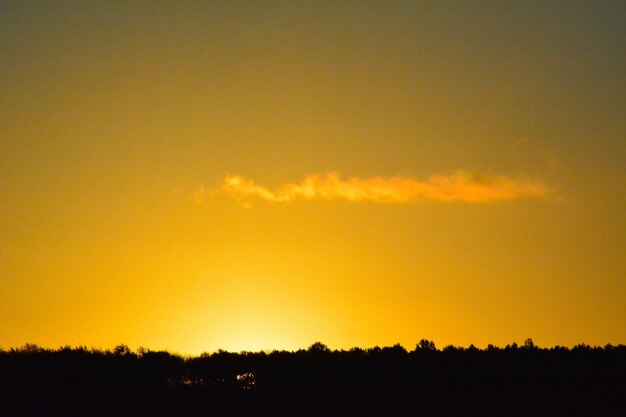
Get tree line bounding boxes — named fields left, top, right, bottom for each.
left=1, top=340, right=625, bottom=416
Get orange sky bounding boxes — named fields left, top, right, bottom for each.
left=1, top=2, right=625, bottom=354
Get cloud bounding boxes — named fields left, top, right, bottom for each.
left=218, top=172, right=549, bottom=204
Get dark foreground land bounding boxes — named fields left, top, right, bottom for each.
left=2, top=340, right=625, bottom=417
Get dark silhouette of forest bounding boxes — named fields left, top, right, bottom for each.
left=2, top=340, right=625, bottom=416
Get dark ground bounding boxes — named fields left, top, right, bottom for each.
left=2, top=341, right=625, bottom=416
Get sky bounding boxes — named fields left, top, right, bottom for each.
left=1, top=1, right=624, bottom=354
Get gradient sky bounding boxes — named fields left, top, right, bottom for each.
left=1, top=1, right=624, bottom=354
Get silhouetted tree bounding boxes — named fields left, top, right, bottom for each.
left=307, top=342, right=330, bottom=353
left=415, top=339, right=436, bottom=351
left=113, top=344, right=133, bottom=356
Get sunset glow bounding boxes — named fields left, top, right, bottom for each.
left=0, top=2, right=624, bottom=355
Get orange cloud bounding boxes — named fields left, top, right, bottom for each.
left=218, top=172, right=550, bottom=204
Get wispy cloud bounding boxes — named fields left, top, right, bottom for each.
left=216, top=172, right=549, bottom=204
